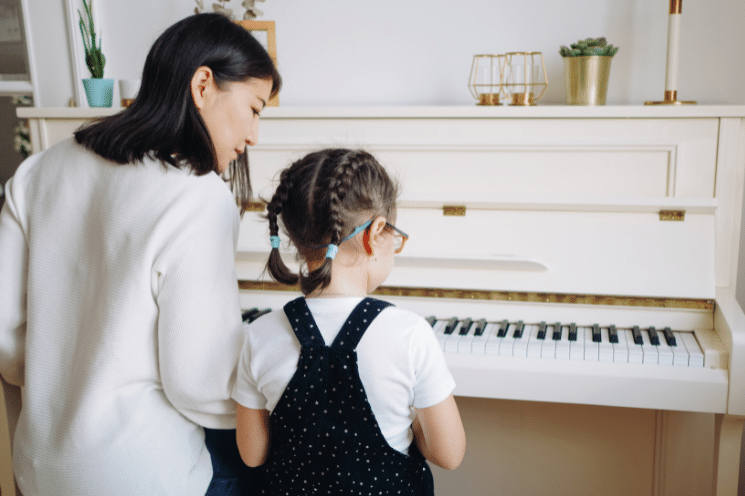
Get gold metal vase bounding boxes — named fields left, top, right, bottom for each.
left=563, top=56, right=612, bottom=105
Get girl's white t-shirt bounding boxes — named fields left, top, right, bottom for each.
left=233, top=297, right=456, bottom=454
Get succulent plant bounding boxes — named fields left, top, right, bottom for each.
left=78, top=0, right=105, bottom=78
left=559, top=37, right=619, bottom=57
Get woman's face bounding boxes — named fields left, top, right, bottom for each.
left=192, top=69, right=273, bottom=172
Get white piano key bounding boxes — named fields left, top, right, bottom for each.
left=679, top=332, right=704, bottom=367
left=555, top=325, right=571, bottom=360
left=498, top=322, right=515, bottom=357
left=471, top=323, right=493, bottom=355
left=569, top=324, right=585, bottom=361
left=655, top=335, right=675, bottom=365
left=640, top=329, right=658, bottom=364
left=512, top=322, right=531, bottom=358
left=443, top=322, right=464, bottom=353
left=432, top=320, right=449, bottom=350
left=457, top=323, right=476, bottom=354
left=485, top=324, right=502, bottom=355
left=671, top=331, right=690, bottom=366
left=612, top=327, right=629, bottom=363
left=541, top=324, right=558, bottom=359
left=583, top=327, right=599, bottom=361
left=625, top=329, right=644, bottom=363
left=527, top=324, right=543, bottom=358
left=599, top=327, right=614, bottom=362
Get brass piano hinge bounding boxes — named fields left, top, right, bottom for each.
left=659, top=210, right=685, bottom=221
left=243, top=201, right=266, bottom=212
left=443, top=205, right=466, bottom=216
left=237, top=280, right=715, bottom=311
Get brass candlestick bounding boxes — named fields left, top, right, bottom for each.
left=645, top=0, right=696, bottom=105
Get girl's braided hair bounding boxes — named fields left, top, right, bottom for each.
left=265, top=148, right=398, bottom=295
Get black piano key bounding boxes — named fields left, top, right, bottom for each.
left=537, top=321, right=547, bottom=340
left=444, top=317, right=459, bottom=335
left=497, top=320, right=510, bottom=338
left=631, top=325, right=643, bottom=345
left=248, top=308, right=271, bottom=322
left=473, top=318, right=487, bottom=336
left=459, top=318, right=474, bottom=335
left=568, top=323, right=578, bottom=341
left=608, top=325, right=619, bottom=344
left=551, top=322, right=562, bottom=341
left=647, top=326, right=660, bottom=345
left=425, top=316, right=437, bottom=327
left=662, top=327, right=677, bottom=346
left=591, top=323, right=601, bottom=343
left=512, top=320, right=525, bottom=338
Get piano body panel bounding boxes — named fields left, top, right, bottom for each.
left=253, top=117, right=719, bottom=200
left=239, top=207, right=717, bottom=300
left=428, top=396, right=716, bottom=496
left=446, top=353, right=728, bottom=413
left=714, top=288, right=745, bottom=416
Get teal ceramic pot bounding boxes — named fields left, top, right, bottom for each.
left=82, top=78, right=114, bottom=107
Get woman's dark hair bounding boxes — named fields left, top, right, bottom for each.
left=74, top=13, right=281, bottom=213
left=265, top=149, right=398, bottom=295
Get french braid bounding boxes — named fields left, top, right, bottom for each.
left=263, top=148, right=398, bottom=295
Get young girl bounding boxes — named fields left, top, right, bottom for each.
left=233, top=148, right=466, bottom=495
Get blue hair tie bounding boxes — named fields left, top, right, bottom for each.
left=270, top=235, right=281, bottom=249
left=325, top=244, right=339, bottom=260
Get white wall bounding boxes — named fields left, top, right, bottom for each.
left=26, top=0, right=745, bottom=107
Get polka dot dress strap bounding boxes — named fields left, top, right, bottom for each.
left=282, top=297, right=326, bottom=347
left=330, top=297, right=392, bottom=350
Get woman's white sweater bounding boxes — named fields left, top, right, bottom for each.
left=0, top=138, right=244, bottom=495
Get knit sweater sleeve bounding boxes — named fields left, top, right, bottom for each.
left=152, top=174, right=243, bottom=429
left=0, top=172, right=29, bottom=387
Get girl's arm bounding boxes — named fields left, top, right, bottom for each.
left=235, top=404, right=271, bottom=467
left=411, top=394, right=466, bottom=470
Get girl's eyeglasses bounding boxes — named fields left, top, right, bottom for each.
left=341, top=219, right=409, bottom=254
left=384, top=222, right=409, bottom=253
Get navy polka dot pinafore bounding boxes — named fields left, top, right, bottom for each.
left=262, top=296, right=435, bottom=496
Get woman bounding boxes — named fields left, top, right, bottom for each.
left=0, top=13, right=280, bottom=496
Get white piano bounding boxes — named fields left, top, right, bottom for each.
left=10, top=105, right=745, bottom=496
left=234, top=106, right=745, bottom=496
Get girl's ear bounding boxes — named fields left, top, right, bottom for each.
left=191, top=66, right=215, bottom=110
left=362, top=216, right=387, bottom=256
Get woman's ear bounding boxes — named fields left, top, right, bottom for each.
left=191, top=66, right=215, bottom=110
left=362, top=216, right=387, bottom=256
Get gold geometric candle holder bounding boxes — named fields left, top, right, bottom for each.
left=468, top=54, right=506, bottom=106
left=504, top=52, right=548, bottom=106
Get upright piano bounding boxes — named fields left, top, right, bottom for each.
left=9, top=105, right=745, bottom=496
left=233, top=106, right=745, bottom=496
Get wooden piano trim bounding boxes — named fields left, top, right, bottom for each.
left=237, top=279, right=715, bottom=310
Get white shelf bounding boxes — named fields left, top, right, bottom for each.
left=0, top=80, right=33, bottom=97
left=16, top=105, right=745, bottom=120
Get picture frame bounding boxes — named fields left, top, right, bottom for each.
left=238, top=20, right=278, bottom=106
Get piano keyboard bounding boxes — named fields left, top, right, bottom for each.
left=243, top=307, right=706, bottom=368
left=426, top=317, right=705, bottom=367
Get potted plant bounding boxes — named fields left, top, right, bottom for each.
left=78, top=0, right=113, bottom=107
left=559, top=37, right=619, bottom=105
